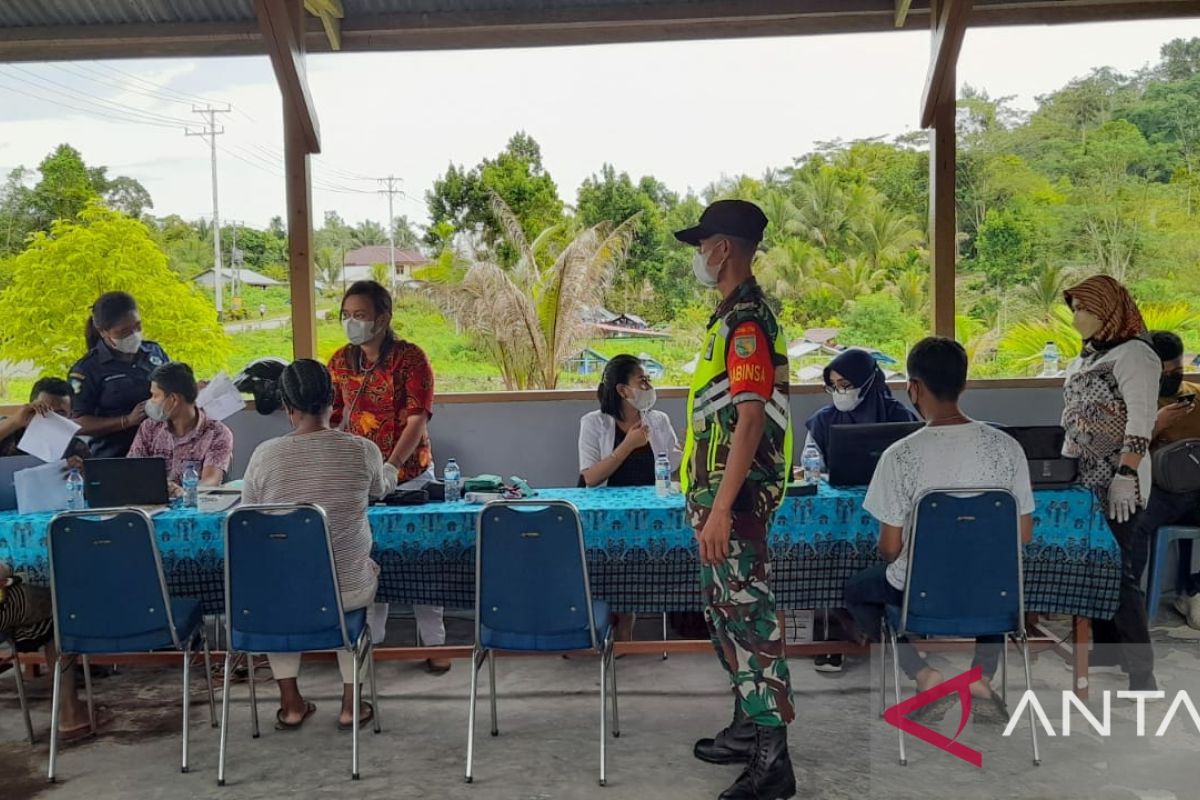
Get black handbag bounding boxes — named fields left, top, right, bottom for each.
left=1152, top=438, right=1200, bottom=494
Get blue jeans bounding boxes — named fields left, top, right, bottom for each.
left=844, top=564, right=1003, bottom=680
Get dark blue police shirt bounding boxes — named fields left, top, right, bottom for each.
left=69, top=339, right=170, bottom=458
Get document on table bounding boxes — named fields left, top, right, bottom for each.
left=14, top=459, right=70, bottom=514
left=17, top=412, right=81, bottom=463
left=196, top=371, right=246, bottom=422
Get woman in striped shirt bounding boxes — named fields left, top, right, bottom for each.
left=241, top=359, right=398, bottom=730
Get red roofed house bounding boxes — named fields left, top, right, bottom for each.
left=342, top=245, right=431, bottom=284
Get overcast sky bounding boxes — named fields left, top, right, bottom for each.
left=1, top=19, right=1198, bottom=230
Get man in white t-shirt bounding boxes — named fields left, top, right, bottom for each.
left=845, top=337, right=1035, bottom=719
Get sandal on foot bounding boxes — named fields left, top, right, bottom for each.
left=337, top=702, right=374, bottom=732
left=274, top=701, right=317, bottom=731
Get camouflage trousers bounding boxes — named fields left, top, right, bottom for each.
left=700, top=528, right=795, bottom=727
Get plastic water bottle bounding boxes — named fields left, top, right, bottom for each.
left=65, top=467, right=85, bottom=511
left=444, top=458, right=462, bottom=503
left=1042, top=341, right=1059, bottom=377
left=182, top=461, right=200, bottom=509
left=655, top=454, right=671, bottom=497
left=801, top=443, right=823, bottom=486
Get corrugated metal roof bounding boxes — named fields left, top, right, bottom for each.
left=0, top=0, right=659, bottom=28
left=0, top=0, right=256, bottom=28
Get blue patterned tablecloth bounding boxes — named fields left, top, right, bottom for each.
left=0, top=485, right=1119, bottom=618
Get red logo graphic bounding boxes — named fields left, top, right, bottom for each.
left=883, top=665, right=983, bottom=768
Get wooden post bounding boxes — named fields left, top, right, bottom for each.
left=926, top=0, right=960, bottom=339
left=258, top=0, right=320, bottom=358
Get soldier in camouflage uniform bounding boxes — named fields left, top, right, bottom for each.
left=675, top=200, right=796, bottom=800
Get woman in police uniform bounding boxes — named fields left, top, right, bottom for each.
left=69, top=291, right=170, bottom=457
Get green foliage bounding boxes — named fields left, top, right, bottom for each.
left=426, top=132, right=564, bottom=263
left=0, top=204, right=229, bottom=376
left=839, top=293, right=925, bottom=358
left=976, top=208, right=1035, bottom=287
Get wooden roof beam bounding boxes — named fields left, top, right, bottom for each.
left=921, top=0, right=972, bottom=129
left=255, top=0, right=321, bottom=154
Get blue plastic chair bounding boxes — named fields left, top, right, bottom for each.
left=1146, top=526, right=1200, bottom=619
left=880, top=489, right=1040, bottom=767
left=217, top=504, right=380, bottom=785
left=465, top=500, right=617, bottom=787
left=47, top=508, right=215, bottom=781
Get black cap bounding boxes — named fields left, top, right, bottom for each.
left=674, top=199, right=768, bottom=246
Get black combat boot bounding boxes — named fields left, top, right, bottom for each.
left=694, top=699, right=756, bottom=765
left=718, top=724, right=796, bottom=800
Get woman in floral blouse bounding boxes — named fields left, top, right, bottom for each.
left=1061, top=275, right=1160, bottom=692
left=328, top=280, right=449, bottom=674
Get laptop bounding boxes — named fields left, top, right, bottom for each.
left=827, top=422, right=924, bottom=487
left=83, top=457, right=170, bottom=508
left=996, top=425, right=1078, bottom=487
left=0, top=455, right=43, bottom=512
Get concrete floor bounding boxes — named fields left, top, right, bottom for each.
left=4, top=611, right=1200, bottom=800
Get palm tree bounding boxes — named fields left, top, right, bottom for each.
left=852, top=204, right=924, bottom=273
left=314, top=247, right=342, bottom=291
left=892, top=268, right=928, bottom=317
left=433, top=195, right=638, bottom=390
left=825, top=258, right=886, bottom=304
left=1023, top=262, right=1073, bottom=320
left=790, top=169, right=853, bottom=251
left=759, top=239, right=828, bottom=300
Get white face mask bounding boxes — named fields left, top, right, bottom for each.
left=627, top=386, right=657, bottom=412
left=692, top=250, right=720, bottom=288
left=145, top=397, right=170, bottom=422
left=343, top=317, right=377, bottom=346
left=831, top=388, right=863, bottom=412
left=110, top=331, right=143, bottom=354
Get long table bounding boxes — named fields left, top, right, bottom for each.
left=0, top=484, right=1120, bottom=621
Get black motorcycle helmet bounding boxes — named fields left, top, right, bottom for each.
left=233, top=357, right=288, bottom=415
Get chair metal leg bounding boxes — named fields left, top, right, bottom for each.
left=1001, top=635, right=1009, bottom=707
left=488, top=650, right=498, bottom=737
left=11, top=648, right=35, bottom=745
left=247, top=654, right=260, bottom=739
left=1020, top=634, right=1041, bottom=766
left=182, top=641, right=192, bottom=773
left=878, top=617, right=887, bottom=719
left=81, top=654, right=96, bottom=733
left=662, top=613, right=669, bottom=660
left=47, top=654, right=63, bottom=783
left=609, top=647, right=620, bottom=738
left=368, top=645, right=382, bottom=734
left=465, top=647, right=483, bottom=784
left=202, top=631, right=217, bottom=728
left=352, top=651, right=361, bottom=780
left=599, top=640, right=608, bottom=787
left=217, top=651, right=234, bottom=786
left=889, top=626, right=906, bottom=766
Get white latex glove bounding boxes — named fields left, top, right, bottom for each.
left=1107, top=474, right=1139, bottom=524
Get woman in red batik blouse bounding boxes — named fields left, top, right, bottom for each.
left=328, top=279, right=450, bottom=674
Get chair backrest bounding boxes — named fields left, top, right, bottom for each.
left=475, top=500, right=598, bottom=648
left=224, top=504, right=349, bottom=650
left=47, top=508, right=179, bottom=651
left=900, top=489, right=1024, bottom=637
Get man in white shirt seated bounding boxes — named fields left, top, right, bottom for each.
left=844, top=337, right=1035, bottom=721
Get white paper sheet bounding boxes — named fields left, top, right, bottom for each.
left=196, top=371, right=246, bottom=422
left=17, top=412, right=81, bottom=463
left=14, top=459, right=70, bottom=514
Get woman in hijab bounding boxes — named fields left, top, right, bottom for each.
left=804, top=348, right=917, bottom=673
left=805, top=348, right=918, bottom=459
left=1061, top=274, right=1160, bottom=692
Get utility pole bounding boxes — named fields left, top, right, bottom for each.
left=187, top=104, right=231, bottom=319
left=378, top=175, right=401, bottom=291
left=229, top=220, right=243, bottom=300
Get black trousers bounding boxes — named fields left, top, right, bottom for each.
left=1131, top=488, right=1200, bottom=595
left=1093, top=510, right=1154, bottom=677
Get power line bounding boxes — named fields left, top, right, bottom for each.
left=1, top=65, right=197, bottom=128
left=0, top=77, right=184, bottom=130
left=83, top=61, right=222, bottom=108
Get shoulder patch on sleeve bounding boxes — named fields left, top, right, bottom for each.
left=732, top=322, right=760, bottom=359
